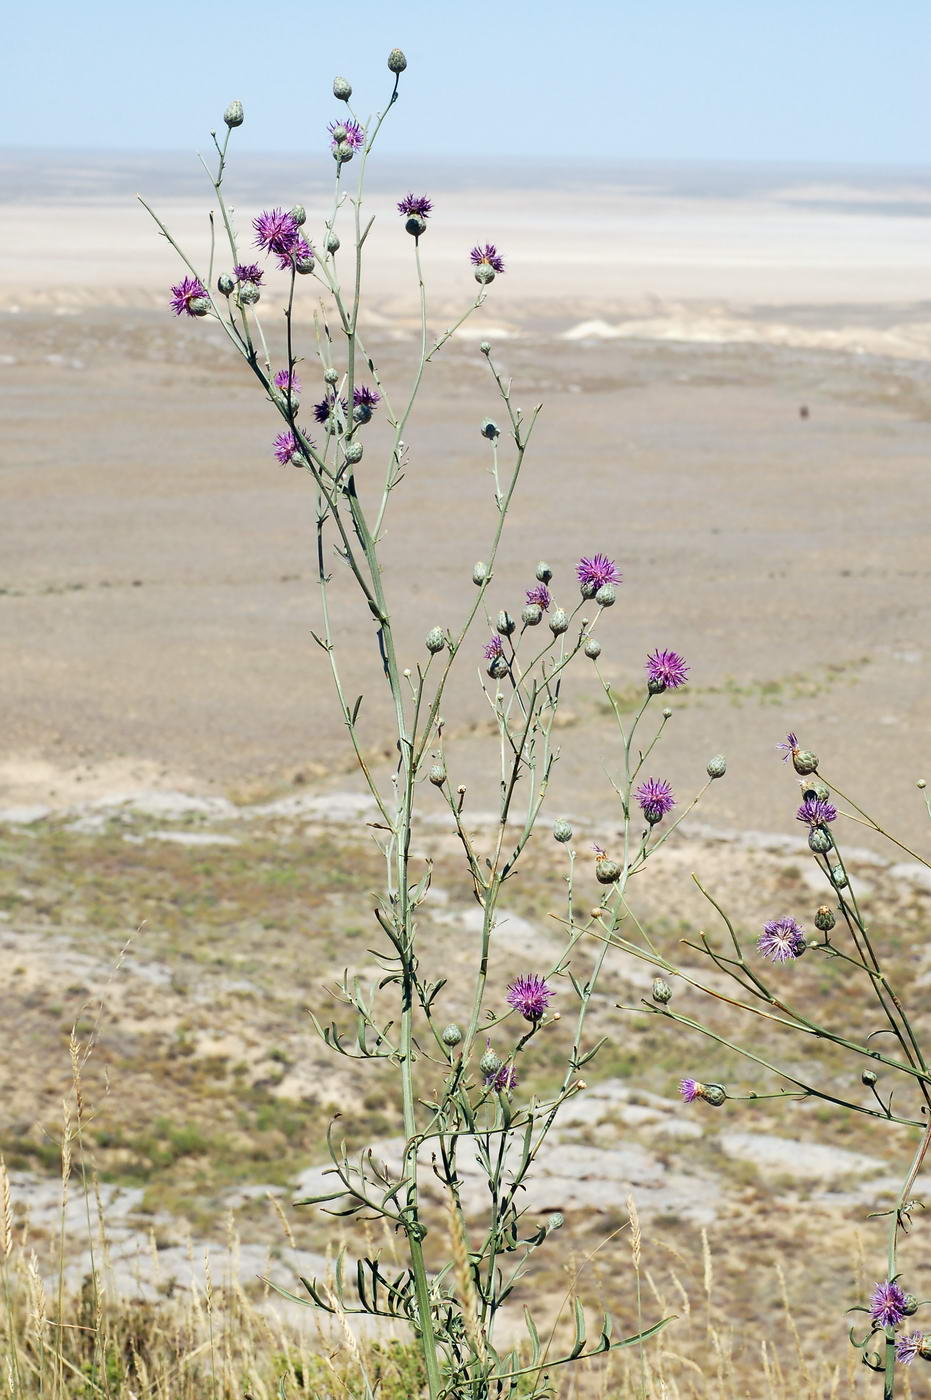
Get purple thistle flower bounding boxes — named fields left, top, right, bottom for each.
left=758, top=916, right=806, bottom=963
left=796, top=796, right=837, bottom=827
left=273, top=431, right=299, bottom=464
left=484, top=1063, right=518, bottom=1094
left=470, top=244, right=506, bottom=273
left=233, top=263, right=264, bottom=285
left=506, top=973, right=554, bottom=1022
left=313, top=394, right=348, bottom=424
left=253, top=208, right=300, bottom=257
left=871, top=1280, right=909, bottom=1330
left=896, top=1332, right=926, bottom=1364
left=274, top=369, right=301, bottom=395
left=778, top=732, right=799, bottom=762
left=169, top=276, right=208, bottom=317
left=483, top=634, right=505, bottom=660
left=275, top=235, right=315, bottom=272
left=329, top=118, right=365, bottom=150
left=576, top=554, right=621, bottom=590
left=525, top=583, right=551, bottom=610
left=679, top=1078, right=701, bottom=1103
left=353, top=385, right=381, bottom=410
left=635, top=778, right=676, bottom=824
left=646, top=649, right=689, bottom=690
left=398, top=193, right=433, bottom=218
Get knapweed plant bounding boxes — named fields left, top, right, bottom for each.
left=591, top=732, right=931, bottom=1397
left=141, top=53, right=695, bottom=1400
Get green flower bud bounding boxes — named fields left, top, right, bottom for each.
left=596, top=857, right=622, bottom=885
left=238, top=284, right=260, bottom=306
left=903, top=1293, right=920, bottom=1317
left=792, top=749, right=819, bottom=776
left=330, top=124, right=348, bottom=143
left=479, top=341, right=492, bottom=356
left=334, top=141, right=354, bottom=164
left=295, top=248, right=315, bottom=275
left=861, top=1069, right=878, bottom=1087
left=553, top=819, right=573, bottom=843
left=549, top=608, right=568, bottom=635
left=706, top=755, right=727, bottom=778
left=480, top=1048, right=501, bottom=1077
left=429, top=763, right=446, bottom=787
left=488, top=654, right=510, bottom=680
left=189, top=296, right=210, bottom=316
left=809, top=827, right=833, bottom=854
left=324, top=367, right=339, bottom=385
left=442, top=1023, right=462, bottom=1047
left=290, top=205, right=306, bottom=226
left=547, top=1211, right=564, bottom=1230
left=662, top=707, right=672, bottom=718
left=831, top=864, right=848, bottom=889
left=353, top=402, right=373, bottom=425
left=522, top=603, right=543, bottom=626
left=223, top=100, right=244, bottom=128
left=497, top=610, right=516, bottom=636
left=595, top=583, right=616, bottom=607
left=474, top=263, right=496, bottom=285
left=472, top=562, right=488, bottom=585
left=583, top=638, right=601, bottom=660
left=702, top=1083, right=727, bottom=1107
left=217, top=274, right=235, bottom=296
left=387, top=48, right=408, bottom=72
left=333, top=76, right=352, bottom=101
left=480, top=418, right=499, bottom=439
left=814, top=905, right=836, bottom=932
left=325, top=232, right=340, bottom=253
left=344, top=441, right=363, bottom=464
left=652, top=977, right=672, bottom=1004
left=536, top=562, right=553, bottom=583
left=426, top=627, right=446, bottom=654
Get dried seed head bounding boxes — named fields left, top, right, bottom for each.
left=333, top=76, right=352, bottom=101
left=553, top=819, right=573, bottom=844
left=426, top=627, right=446, bottom=654
left=706, top=754, right=727, bottom=779
left=223, top=100, right=244, bottom=128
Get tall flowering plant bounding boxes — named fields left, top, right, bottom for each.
left=142, top=53, right=692, bottom=1398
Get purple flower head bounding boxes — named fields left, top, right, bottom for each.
left=329, top=119, right=365, bottom=151
left=353, top=385, right=381, bottom=410
left=896, top=1332, right=926, bottom=1365
left=313, top=394, right=348, bottom=425
left=758, top=916, right=806, bottom=963
left=273, top=431, right=300, bottom=465
left=233, top=263, right=264, bottom=286
left=635, top=778, right=676, bottom=824
left=796, top=796, right=837, bottom=827
left=483, top=634, right=505, bottom=661
left=253, top=208, right=300, bottom=257
left=871, top=1280, right=909, bottom=1330
left=274, top=368, right=301, bottom=395
left=778, top=732, right=799, bottom=762
left=470, top=244, right=506, bottom=273
left=275, top=235, right=314, bottom=272
left=525, top=583, right=551, bottom=610
left=169, top=276, right=208, bottom=317
left=646, top=649, right=689, bottom=690
left=506, top=973, right=554, bottom=1022
left=679, top=1078, right=702, bottom=1104
left=484, top=1063, right=518, bottom=1094
left=576, top=554, right=621, bottom=590
left=398, top=193, right=433, bottom=218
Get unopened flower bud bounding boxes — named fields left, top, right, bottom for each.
left=596, top=857, right=622, bottom=885
left=325, top=232, right=340, bottom=253
left=295, top=248, right=315, bottom=274
left=918, top=779, right=927, bottom=790
left=831, top=864, right=848, bottom=888
left=387, top=48, right=408, bottom=72
left=473, top=562, right=488, bottom=585
left=324, top=367, right=339, bottom=385
left=353, top=403, right=373, bottom=425
left=583, top=638, right=601, bottom=660
left=330, top=124, right=348, bottom=143
left=429, top=763, right=446, bottom=787
left=814, top=905, right=836, bottom=932
left=662, top=707, right=672, bottom=718
left=480, top=1048, right=501, bottom=1077
left=535, top=562, right=553, bottom=583
left=549, top=609, right=568, bottom=635
left=238, top=284, right=260, bottom=306
left=223, top=100, right=244, bottom=128
left=497, top=610, right=515, bottom=636
left=405, top=213, right=427, bottom=238
left=792, top=749, right=819, bottom=776
left=547, top=1211, right=564, bottom=1230
left=334, top=141, right=354, bottom=164
left=344, top=441, right=363, bottom=464
left=426, top=627, right=446, bottom=654
left=861, top=1069, right=878, bottom=1087
left=474, top=263, right=496, bottom=285
left=290, top=205, right=306, bottom=226
left=333, top=75, right=352, bottom=101
left=522, top=603, right=543, bottom=626
left=652, top=977, right=672, bottom=1004
left=481, top=419, right=499, bottom=439
left=488, top=655, right=509, bottom=680
left=442, top=1023, right=462, bottom=1047
left=702, top=1083, right=727, bottom=1107
left=479, top=341, right=491, bottom=356
left=595, top=583, right=616, bottom=607
left=553, top=819, right=573, bottom=843
left=903, top=1294, right=920, bottom=1316
left=217, top=273, right=235, bottom=296
left=706, top=755, right=727, bottom=779
left=189, top=296, right=210, bottom=316
left=809, top=827, right=833, bottom=854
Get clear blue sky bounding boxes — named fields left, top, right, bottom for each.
left=6, top=0, right=930, bottom=162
